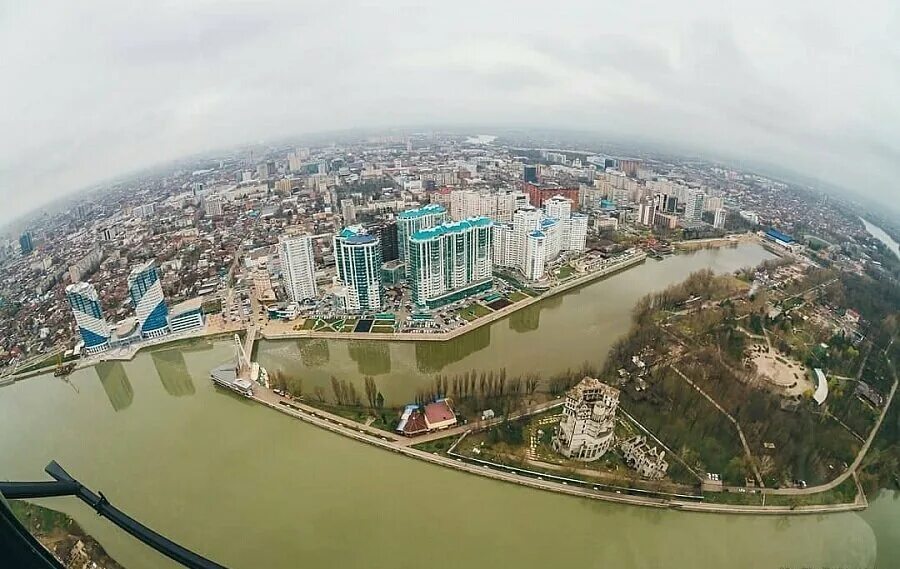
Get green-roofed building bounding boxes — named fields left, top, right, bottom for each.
left=396, top=203, right=447, bottom=264
left=407, top=216, right=493, bottom=309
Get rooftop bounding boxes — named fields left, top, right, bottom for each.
left=128, top=260, right=155, bottom=278
left=65, top=281, right=99, bottom=298
left=398, top=203, right=446, bottom=219
left=170, top=296, right=204, bottom=316
left=567, top=377, right=620, bottom=402
left=410, top=216, right=492, bottom=242
left=337, top=225, right=378, bottom=245
left=424, top=399, right=456, bottom=425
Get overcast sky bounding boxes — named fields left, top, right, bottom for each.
left=1, top=1, right=899, bottom=223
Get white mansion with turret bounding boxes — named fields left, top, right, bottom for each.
left=552, top=377, right=619, bottom=461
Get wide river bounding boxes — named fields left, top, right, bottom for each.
left=862, top=217, right=900, bottom=259
left=1, top=243, right=897, bottom=569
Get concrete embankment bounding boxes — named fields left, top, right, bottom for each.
left=252, top=391, right=866, bottom=515
left=261, top=252, right=648, bottom=343
left=0, top=329, right=242, bottom=385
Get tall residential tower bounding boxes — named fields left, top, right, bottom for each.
left=65, top=282, right=111, bottom=354
left=407, top=217, right=493, bottom=309
left=334, top=226, right=383, bottom=313
left=127, top=261, right=170, bottom=339
left=279, top=235, right=318, bottom=303
left=396, top=203, right=447, bottom=263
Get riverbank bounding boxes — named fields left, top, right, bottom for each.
left=247, top=381, right=868, bottom=515
left=7, top=499, right=124, bottom=568
left=261, top=250, right=648, bottom=343
left=673, top=233, right=757, bottom=251
left=1, top=328, right=243, bottom=385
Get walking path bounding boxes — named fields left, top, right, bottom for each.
left=825, top=410, right=865, bottom=443
left=671, top=365, right=766, bottom=487
left=246, top=380, right=870, bottom=515
left=762, top=361, right=897, bottom=496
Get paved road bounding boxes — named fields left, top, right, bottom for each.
left=258, top=385, right=564, bottom=447
left=247, top=382, right=867, bottom=515
left=762, top=359, right=897, bottom=496
left=394, top=399, right=564, bottom=447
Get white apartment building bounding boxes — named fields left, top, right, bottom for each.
left=278, top=235, right=317, bottom=302
left=704, top=195, right=724, bottom=212
left=340, top=198, right=356, bottom=224
left=683, top=189, right=706, bottom=224
left=522, top=230, right=547, bottom=281
left=449, top=190, right=529, bottom=224
left=714, top=208, right=728, bottom=229
left=552, top=377, right=620, bottom=461
left=512, top=206, right=542, bottom=267
left=203, top=195, right=224, bottom=217
left=491, top=223, right=516, bottom=269
left=543, top=195, right=588, bottom=252
left=638, top=200, right=655, bottom=226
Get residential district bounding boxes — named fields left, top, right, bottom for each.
left=1, top=132, right=895, bottom=377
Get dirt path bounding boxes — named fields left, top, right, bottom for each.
left=671, top=365, right=766, bottom=487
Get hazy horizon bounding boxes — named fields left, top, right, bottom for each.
left=2, top=1, right=899, bottom=224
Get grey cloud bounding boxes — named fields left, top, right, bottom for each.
left=1, top=0, right=898, bottom=223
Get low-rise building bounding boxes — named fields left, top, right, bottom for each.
left=168, top=298, right=205, bottom=335
left=396, top=399, right=458, bottom=436
left=619, top=435, right=668, bottom=479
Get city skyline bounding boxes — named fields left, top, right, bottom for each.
left=2, top=1, right=899, bottom=226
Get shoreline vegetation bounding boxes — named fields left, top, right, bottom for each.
left=260, top=255, right=898, bottom=515
left=8, top=499, right=124, bottom=569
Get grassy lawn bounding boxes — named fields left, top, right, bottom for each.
left=302, top=400, right=397, bottom=430
left=762, top=477, right=858, bottom=506
left=457, top=310, right=479, bottom=322
left=701, top=491, right=765, bottom=505
left=16, top=351, right=77, bottom=373
left=508, top=291, right=529, bottom=303
left=413, top=436, right=459, bottom=454
left=556, top=265, right=575, bottom=279
left=456, top=303, right=493, bottom=321
left=371, top=325, right=395, bottom=333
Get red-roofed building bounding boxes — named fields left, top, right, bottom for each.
left=423, top=399, right=457, bottom=430
left=396, top=399, right=458, bottom=437
left=521, top=182, right=579, bottom=209
left=399, top=408, right=429, bottom=436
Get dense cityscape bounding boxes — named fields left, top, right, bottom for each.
left=2, top=130, right=899, bottom=569
left=1, top=132, right=896, bottom=374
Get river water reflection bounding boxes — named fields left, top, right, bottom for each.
left=257, top=244, right=778, bottom=405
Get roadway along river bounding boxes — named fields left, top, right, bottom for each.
left=1, top=243, right=896, bottom=569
